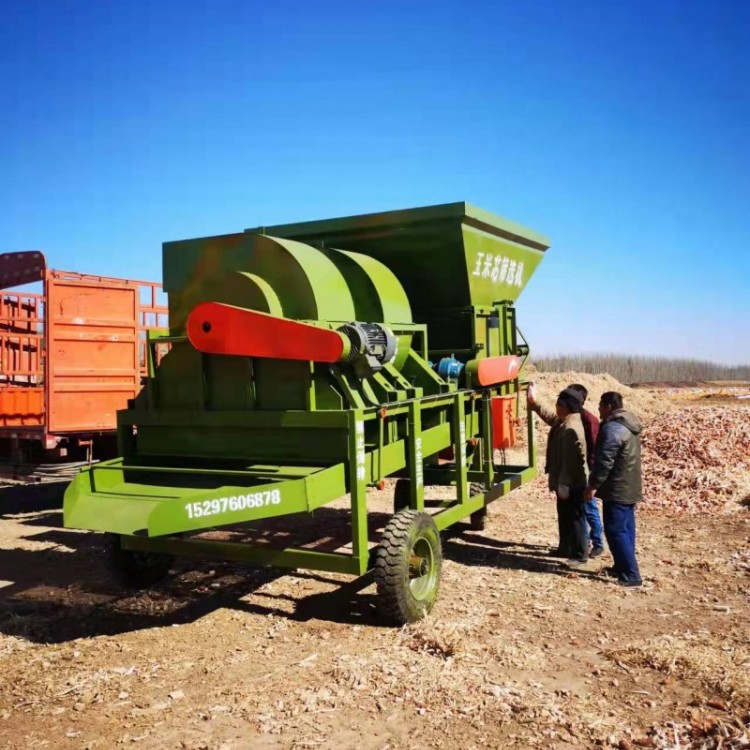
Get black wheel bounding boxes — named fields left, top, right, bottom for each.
left=393, top=478, right=411, bottom=513
left=375, top=509, right=442, bottom=625
left=469, top=482, right=488, bottom=531
left=109, top=534, right=174, bottom=588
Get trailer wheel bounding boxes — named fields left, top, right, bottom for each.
left=469, top=482, right=488, bottom=531
left=109, top=535, right=173, bottom=588
left=375, top=509, right=442, bottom=625
left=393, top=478, right=411, bottom=513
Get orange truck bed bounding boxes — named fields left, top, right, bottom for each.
left=0, top=251, right=167, bottom=447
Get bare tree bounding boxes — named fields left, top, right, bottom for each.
left=533, top=354, right=750, bottom=385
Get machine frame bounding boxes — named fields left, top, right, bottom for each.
left=63, top=201, right=548, bottom=624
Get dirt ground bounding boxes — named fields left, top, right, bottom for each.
left=1, top=399, right=749, bottom=749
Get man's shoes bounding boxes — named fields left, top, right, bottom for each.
left=565, top=558, right=590, bottom=568
left=617, top=579, right=643, bottom=588
left=590, top=546, right=605, bottom=558
left=601, top=566, right=621, bottom=578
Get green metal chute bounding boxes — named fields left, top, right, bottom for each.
left=64, top=459, right=347, bottom=537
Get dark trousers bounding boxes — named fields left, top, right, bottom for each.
left=556, top=488, right=588, bottom=561
left=602, top=501, right=642, bottom=583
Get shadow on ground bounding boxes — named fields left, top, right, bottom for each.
left=441, top=530, right=606, bottom=582
left=0, top=481, right=67, bottom=517
left=0, top=507, right=388, bottom=644
left=1, top=489, right=606, bottom=644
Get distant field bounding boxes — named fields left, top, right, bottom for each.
left=533, top=353, right=750, bottom=385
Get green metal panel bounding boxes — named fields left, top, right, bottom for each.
left=462, top=225, right=545, bottom=308
left=165, top=234, right=358, bottom=331
left=322, top=248, right=412, bottom=324
left=133, top=424, right=349, bottom=462
left=322, top=247, right=413, bottom=370
left=191, top=270, right=285, bottom=321
left=258, top=236, right=356, bottom=321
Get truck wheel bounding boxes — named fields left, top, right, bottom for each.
left=393, top=478, right=411, bottom=513
left=109, top=535, right=173, bottom=588
left=375, top=509, right=442, bottom=624
left=469, top=482, right=488, bottom=531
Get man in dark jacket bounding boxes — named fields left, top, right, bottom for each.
left=584, top=391, right=643, bottom=587
left=568, top=384, right=604, bottom=557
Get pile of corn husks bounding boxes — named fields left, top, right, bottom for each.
left=529, top=370, right=750, bottom=513
left=642, top=407, right=750, bottom=513
left=526, top=368, right=669, bottom=421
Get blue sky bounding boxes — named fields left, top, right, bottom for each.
left=2, top=0, right=749, bottom=363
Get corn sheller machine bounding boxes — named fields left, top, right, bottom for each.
left=64, top=203, right=549, bottom=624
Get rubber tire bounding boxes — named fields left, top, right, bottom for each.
left=109, top=534, right=174, bottom=588
left=375, top=509, right=443, bottom=625
left=469, top=482, right=488, bottom=531
left=393, top=478, right=411, bottom=514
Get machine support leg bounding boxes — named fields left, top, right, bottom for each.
left=407, top=402, right=425, bottom=511
left=348, top=411, right=370, bottom=575
left=377, top=414, right=385, bottom=485
left=482, top=391, right=495, bottom=488
left=525, top=383, right=536, bottom=469
left=452, top=395, right=468, bottom=505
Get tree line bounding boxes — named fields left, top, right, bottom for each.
left=532, top=354, right=750, bottom=385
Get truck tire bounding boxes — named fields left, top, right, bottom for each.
left=375, top=509, right=442, bottom=625
left=469, top=482, right=488, bottom=531
left=109, top=534, right=174, bottom=588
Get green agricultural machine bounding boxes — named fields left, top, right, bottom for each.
left=63, top=202, right=549, bottom=624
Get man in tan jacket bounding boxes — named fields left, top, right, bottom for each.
left=528, top=386, right=590, bottom=566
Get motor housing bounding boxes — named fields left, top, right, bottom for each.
left=338, top=321, right=397, bottom=374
